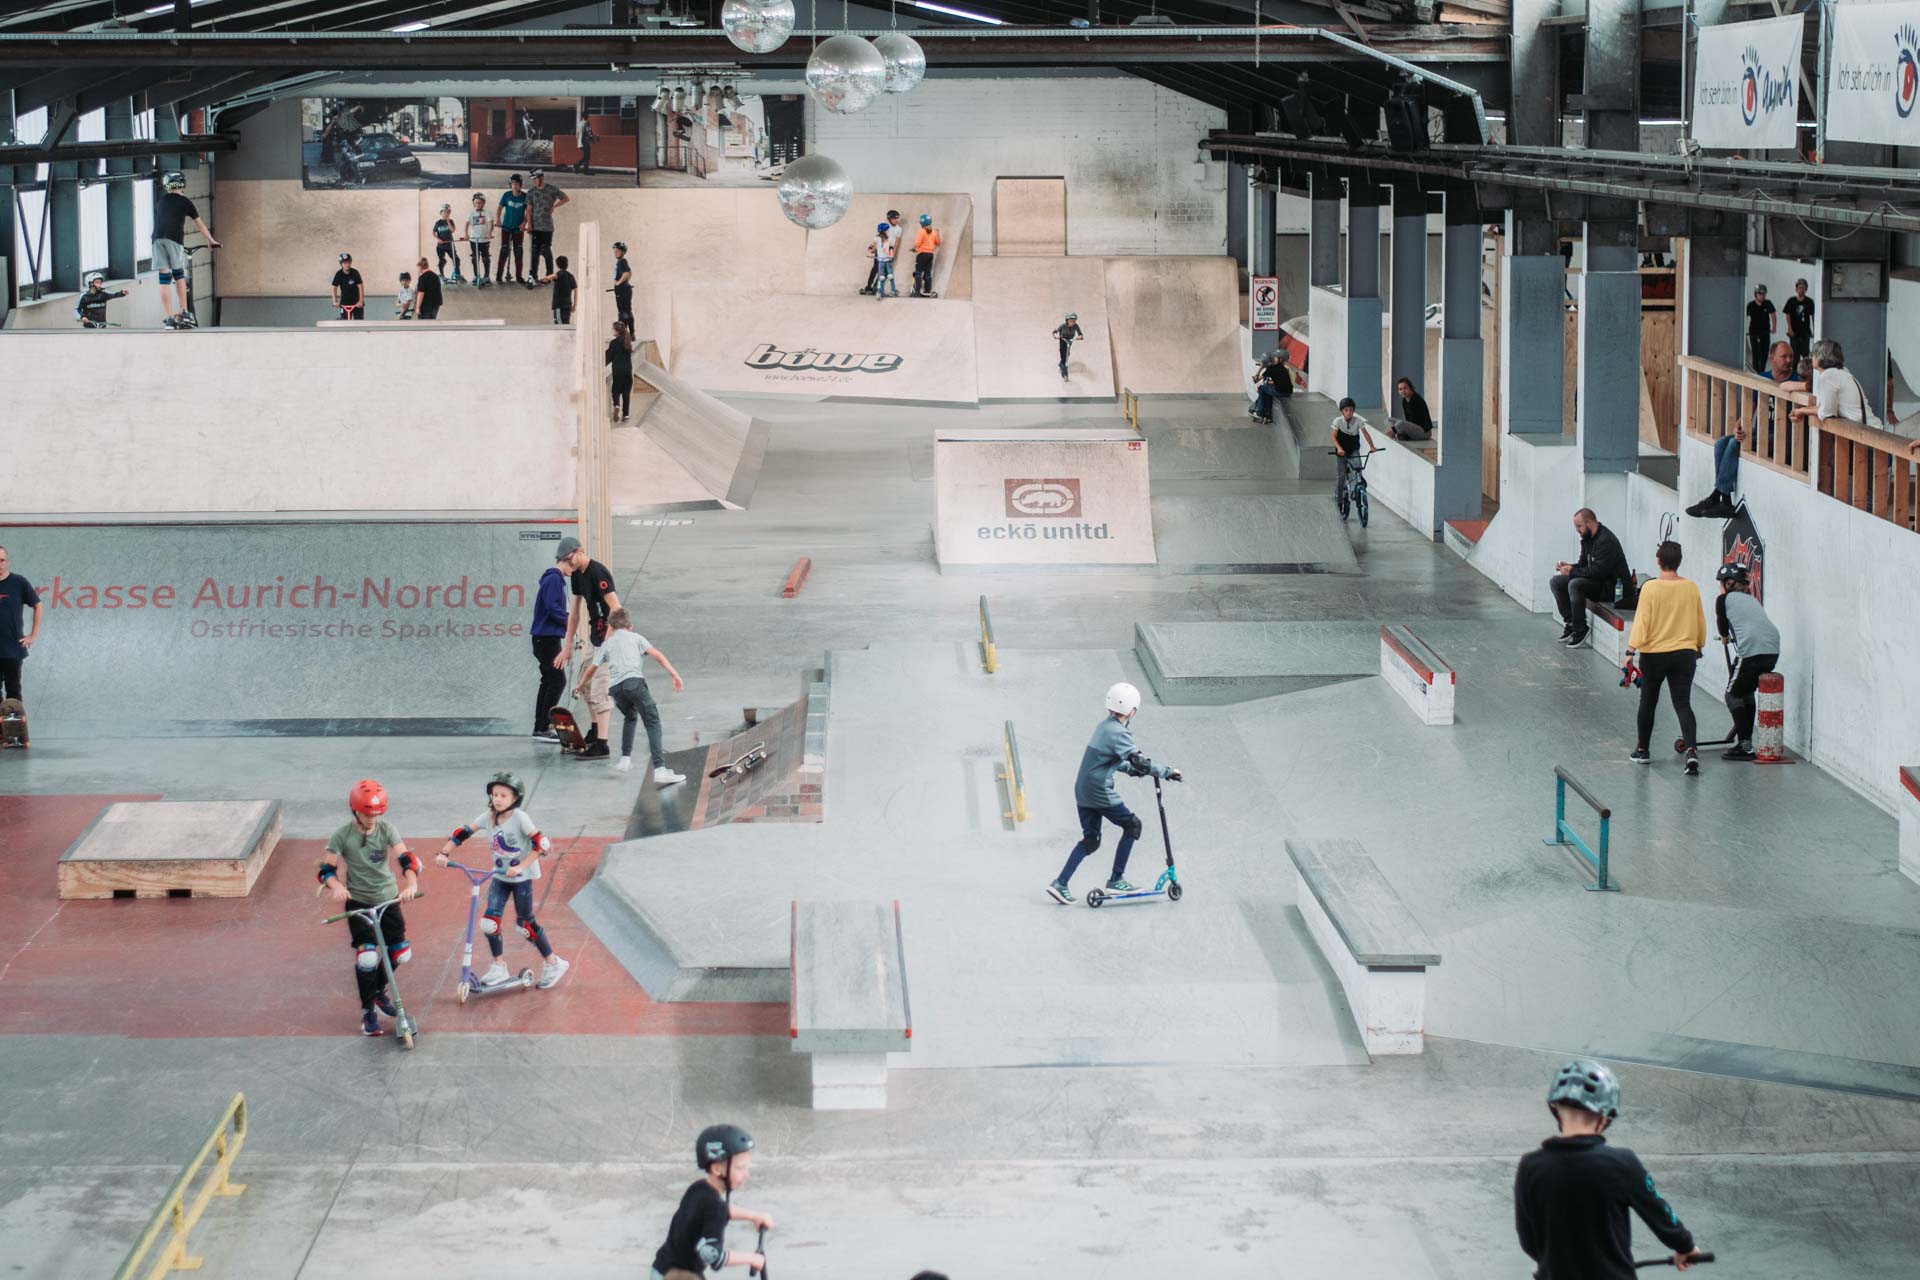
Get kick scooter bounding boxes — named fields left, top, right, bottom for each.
left=442, top=859, right=537, bottom=1003
left=1675, top=637, right=1738, bottom=754
left=322, top=891, right=425, bottom=1050
left=1087, top=770, right=1185, bottom=908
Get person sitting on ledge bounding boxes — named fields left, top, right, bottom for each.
left=1389, top=376, right=1433, bottom=442
left=1550, top=508, right=1628, bottom=648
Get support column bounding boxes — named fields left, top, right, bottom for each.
left=49, top=168, right=81, bottom=295
left=1824, top=287, right=1890, bottom=420
left=1345, top=177, right=1384, bottom=413
left=1310, top=170, right=1341, bottom=289
left=1434, top=192, right=1486, bottom=525
left=0, top=88, right=16, bottom=316
left=1249, top=173, right=1278, bottom=363
left=1685, top=233, right=1744, bottom=370
left=1578, top=0, right=1642, bottom=473
left=106, top=97, right=136, bottom=281
left=1390, top=179, right=1427, bottom=404
left=1504, top=219, right=1567, bottom=436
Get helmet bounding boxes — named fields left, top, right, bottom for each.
left=439, top=202, right=452, bottom=213
left=877, top=222, right=891, bottom=233
left=472, top=192, right=486, bottom=202
left=162, top=170, right=186, bottom=191
left=529, top=168, right=544, bottom=179
left=349, top=778, right=388, bottom=816
left=339, top=252, right=352, bottom=263
left=919, top=213, right=931, bottom=225
left=1546, top=1059, right=1620, bottom=1118
left=486, top=771, right=525, bottom=807
left=1105, top=681, right=1142, bottom=718
left=1715, top=564, right=1749, bottom=586
left=612, top=241, right=627, bottom=252
left=86, top=271, right=105, bottom=287
left=694, top=1123, right=754, bottom=1172
left=1065, top=312, right=1077, bottom=321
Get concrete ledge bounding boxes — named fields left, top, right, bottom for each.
left=1279, top=394, right=1339, bottom=480
left=1285, top=837, right=1439, bottom=1056
left=1136, top=620, right=1378, bottom=705
left=1585, top=599, right=1635, bottom=666
left=1379, top=624, right=1455, bottom=726
left=1900, top=766, right=1920, bottom=888
left=1365, top=432, right=1438, bottom=539
left=790, top=900, right=912, bottom=1109
left=57, top=800, right=281, bottom=899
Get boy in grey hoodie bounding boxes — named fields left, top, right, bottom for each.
left=1047, top=681, right=1181, bottom=904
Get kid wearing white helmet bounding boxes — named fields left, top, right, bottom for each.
left=1515, top=1059, right=1705, bottom=1277
left=1047, top=682, right=1180, bottom=904
left=75, top=273, right=128, bottom=328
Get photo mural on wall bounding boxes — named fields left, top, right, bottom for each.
left=301, top=97, right=470, bottom=191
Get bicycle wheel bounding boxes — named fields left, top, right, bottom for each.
left=1357, top=486, right=1370, bottom=528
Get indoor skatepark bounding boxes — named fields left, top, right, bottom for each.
left=5, top=5, right=1920, bottom=1279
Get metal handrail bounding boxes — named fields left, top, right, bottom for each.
left=1001, top=719, right=1028, bottom=824
left=1121, top=387, right=1141, bottom=433
left=978, top=595, right=997, bottom=674
left=113, top=1093, right=248, bottom=1280
left=1544, top=766, right=1617, bottom=892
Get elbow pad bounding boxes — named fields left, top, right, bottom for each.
left=396, top=851, right=420, bottom=875
left=1124, top=750, right=1152, bottom=776
left=317, top=864, right=337, bottom=884
left=532, top=832, right=552, bottom=854
left=449, top=825, right=475, bottom=846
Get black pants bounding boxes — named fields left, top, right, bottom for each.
left=610, top=368, right=632, bottom=418
left=469, top=241, right=491, bottom=279
left=1549, top=574, right=1613, bottom=630
left=913, top=251, right=934, bottom=294
left=1748, top=332, right=1769, bottom=374
left=553, top=304, right=572, bottom=325
left=863, top=259, right=879, bottom=292
left=611, top=676, right=665, bottom=765
left=0, top=658, right=20, bottom=701
left=1636, top=649, right=1699, bottom=752
left=1789, top=330, right=1809, bottom=363
left=435, top=242, right=458, bottom=276
left=1058, top=338, right=1073, bottom=371
left=529, top=229, right=554, bottom=279
left=498, top=229, right=524, bottom=280
left=346, top=901, right=407, bottom=1009
left=418, top=301, right=440, bottom=320
left=532, top=634, right=565, bottom=733
left=613, top=285, right=633, bottom=332
left=1725, top=652, right=1779, bottom=745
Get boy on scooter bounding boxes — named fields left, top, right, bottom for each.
left=1046, top=682, right=1180, bottom=905
left=436, top=771, right=568, bottom=989
left=648, top=1123, right=772, bottom=1279
left=319, top=778, right=421, bottom=1037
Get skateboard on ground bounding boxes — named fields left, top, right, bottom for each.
left=707, top=741, right=768, bottom=783
left=549, top=706, right=588, bottom=754
left=0, top=698, right=26, bottom=748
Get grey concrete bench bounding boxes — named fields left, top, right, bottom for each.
left=1583, top=597, right=1635, bottom=666
left=1285, top=838, right=1440, bottom=1055
left=1901, top=766, right=1920, bottom=887
left=1379, top=624, right=1455, bottom=725
left=790, top=900, right=912, bottom=1109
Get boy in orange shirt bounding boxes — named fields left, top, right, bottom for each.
left=911, top=213, right=941, bottom=298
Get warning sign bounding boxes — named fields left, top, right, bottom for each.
left=1251, top=276, right=1280, bottom=331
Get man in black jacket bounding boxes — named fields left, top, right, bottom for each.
left=1515, top=1059, right=1705, bottom=1278
left=1551, top=508, right=1628, bottom=647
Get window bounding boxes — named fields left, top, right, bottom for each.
left=78, top=108, right=109, bottom=275
left=12, top=106, right=50, bottom=290
left=134, top=179, right=154, bottom=266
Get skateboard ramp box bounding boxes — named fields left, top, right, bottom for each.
left=932, top=428, right=1156, bottom=570
left=972, top=256, right=1115, bottom=400
left=1104, top=255, right=1244, bottom=395
left=669, top=289, right=980, bottom=405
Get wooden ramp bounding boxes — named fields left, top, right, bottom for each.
left=57, top=800, right=282, bottom=899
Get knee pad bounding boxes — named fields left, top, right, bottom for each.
left=481, top=913, right=501, bottom=937
left=388, top=941, right=411, bottom=967
left=1120, top=816, right=1144, bottom=842
left=519, top=916, right=543, bottom=944
left=355, top=945, right=381, bottom=972
left=156, top=270, right=175, bottom=285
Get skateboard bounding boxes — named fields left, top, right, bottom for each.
left=0, top=698, right=26, bottom=748
left=549, top=706, right=588, bottom=754
left=707, top=742, right=768, bottom=783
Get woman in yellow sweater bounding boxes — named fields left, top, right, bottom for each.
left=1626, top=540, right=1708, bottom=775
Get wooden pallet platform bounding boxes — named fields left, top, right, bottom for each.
left=57, top=800, right=283, bottom=900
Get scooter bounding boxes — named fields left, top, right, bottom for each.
left=442, top=859, right=537, bottom=1002
left=322, top=891, right=425, bottom=1050
left=1086, top=771, right=1184, bottom=908
left=747, top=1225, right=771, bottom=1278
left=1676, top=637, right=1738, bottom=754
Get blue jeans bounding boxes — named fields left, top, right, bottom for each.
left=1714, top=434, right=1741, bottom=496
left=1056, top=803, right=1139, bottom=886
left=876, top=258, right=898, bottom=295
left=611, top=675, right=664, bottom=766
left=484, top=877, right=553, bottom=959
left=1254, top=385, right=1277, bottom=420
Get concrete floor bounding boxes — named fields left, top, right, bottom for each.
left=3, top=396, right=1918, bottom=1277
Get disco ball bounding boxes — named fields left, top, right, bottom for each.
left=872, top=31, right=926, bottom=94
left=776, top=153, right=853, bottom=230
left=720, top=0, right=795, bottom=54
left=806, top=33, right=888, bottom=115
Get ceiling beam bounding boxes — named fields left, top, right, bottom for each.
left=0, top=130, right=235, bottom=161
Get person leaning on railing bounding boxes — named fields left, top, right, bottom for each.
left=1790, top=339, right=1876, bottom=429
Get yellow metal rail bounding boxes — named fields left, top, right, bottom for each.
left=1000, top=719, right=1028, bottom=824
left=978, top=594, right=997, bottom=674
left=114, top=1093, right=248, bottom=1280
left=1121, top=388, right=1140, bottom=433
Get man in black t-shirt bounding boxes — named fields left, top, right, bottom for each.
left=1745, top=284, right=1776, bottom=374
left=543, top=255, right=578, bottom=325
left=152, top=171, right=219, bottom=329
left=1782, top=277, right=1815, bottom=363
left=413, top=258, right=443, bottom=320
left=560, top=538, right=622, bottom=756
left=331, top=252, right=366, bottom=320
left=0, top=545, right=43, bottom=714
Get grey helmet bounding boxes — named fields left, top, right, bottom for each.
left=486, top=770, right=526, bottom=807
left=86, top=271, right=106, bottom=287
left=1547, top=1059, right=1620, bottom=1119
left=1064, top=312, right=1077, bottom=321
left=162, top=170, right=187, bottom=191
left=695, top=1123, right=754, bottom=1172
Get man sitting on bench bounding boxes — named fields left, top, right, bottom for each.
left=1550, top=508, right=1629, bottom=648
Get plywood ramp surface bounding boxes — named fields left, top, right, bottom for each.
left=803, top=194, right=974, bottom=300
left=972, top=256, right=1114, bottom=399
left=994, top=177, right=1067, bottom=256
left=1104, top=255, right=1244, bottom=395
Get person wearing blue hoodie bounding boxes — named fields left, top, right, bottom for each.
left=530, top=537, right=574, bottom=740
left=1047, top=681, right=1180, bottom=905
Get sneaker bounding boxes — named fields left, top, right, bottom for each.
left=1562, top=630, right=1589, bottom=647
left=373, top=990, right=397, bottom=1018
left=653, top=765, right=686, bottom=785
left=481, top=960, right=510, bottom=986
left=1105, top=878, right=1137, bottom=894
left=538, top=956, right=570, bottom=989
left=1046, top=881, right=1074, bottom=905
left=1684, top=492, right=1720, bottom=518
left=1559, top=621, right=1575, bottom=639
left=360, top=1008, right=384, bottom=1036
left=1705, top=500, right=1739, bottom=519
left=616, top=756, right=633, bottom=772
left=577, top=741, right=611, bottom=760
left=1684, top=750, right=1700, bottom=777
left=531, top=729, right=560, bottom=742
left=1628, top=748, right=1652, bottom=764
left=1723, top=743, right=1757, bottom=761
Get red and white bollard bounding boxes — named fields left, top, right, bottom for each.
left=1754, top=672, right=1788, bottom=762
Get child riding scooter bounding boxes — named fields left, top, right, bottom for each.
left=1046, top=682, right=1182, bottom=906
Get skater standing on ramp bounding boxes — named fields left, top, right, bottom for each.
left=319, top=779, right=421, bottom=1037
left=911, top=213, right=941, bottom=298
left=1046, top=682, right=1181, bottom=905
left=461, top=194, right=494, bottom=288
left=1053, top=312, right=1083, bottom=381
left=867, top=222, right=901, bottom=299
left=611, top=241, right=634, bottom=333
left=437, top=771, right=569, bottom=989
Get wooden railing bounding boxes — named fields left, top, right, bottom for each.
left=1817, top=415, right=1920, bottom=531
left=1679, top=355, right=1813, bottom=481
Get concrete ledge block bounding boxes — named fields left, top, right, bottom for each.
left=1900, top=767, right=1920, bottom=887
left=1379, top=624, right=1455, bottom=727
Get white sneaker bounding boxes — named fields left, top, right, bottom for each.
left=481, top=960, right=510, bottom=986
left=538, top=956, right=570, bottom=989
left=616, top=756, right=632, bottom=772
left=653, top=766, right=686, bottom=785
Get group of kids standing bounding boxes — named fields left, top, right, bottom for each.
left=862, top=209, right=943, bottom=299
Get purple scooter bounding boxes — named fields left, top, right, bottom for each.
left=442, top=858, right=537, bottom=1003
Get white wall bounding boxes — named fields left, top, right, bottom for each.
left=1365, top=432, right=1438, bottom=538
left=1889, top=274, right=1920, bottom=421
left=1308, top=285, right=1348, bottom=399
left=1467, top=432, right=1583, bottom=612
left=0, top=327, right=575, bottom=514
left=809, top=77, right=1226, bottom=257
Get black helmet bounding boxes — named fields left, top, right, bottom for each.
left=1716, top=563, right=1749, bottom=585
left=612, top=241, right=628, bottom=252
left=339, top=252, right=353, bottom=263
left=487, top=771, right=525, bottom=806
left=695, top=1123, right=754, bottom=1171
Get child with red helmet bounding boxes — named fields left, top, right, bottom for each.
left=319, top=778, right=421, bottom=1037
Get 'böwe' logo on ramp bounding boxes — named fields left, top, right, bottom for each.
left=1005, top=478, right=1082, bottom=518
left=745, top=344, right=903, bottom=373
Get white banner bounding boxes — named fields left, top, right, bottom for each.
left=1827, top=0, right=1920, bottom=146
left=1691, top=14, right=1805, bottom=150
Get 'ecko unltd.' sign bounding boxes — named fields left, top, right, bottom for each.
left=933, top=431, right=1156, bottom=571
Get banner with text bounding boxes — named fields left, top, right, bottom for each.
left=1691, top=14, right=1805, bottom=150
left=1827, top=1, right=1920, bottom=146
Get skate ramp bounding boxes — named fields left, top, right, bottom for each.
left=972, top=256, right=1115, bottom=400
left=1152, top=495, right=1361, bottom=575
left=993, top=177, right=1067, bottom=256
left=615, top=357, right=769, bottom=511
left=1104, top=255, right=1244, bottom=395
left=1136, top=620, right=1381, bottom=704
left=932, top=428, right=1156, bottom=570
left=668, top=288, right=980, bottom=405
left=1146, top=417, right=1297, bottom=495
left=802, top=193, right=974, bottom=301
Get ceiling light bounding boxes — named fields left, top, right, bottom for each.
left=390, top=21, right=429, bottom=31
left=913, top=1, right=1002, bottom=24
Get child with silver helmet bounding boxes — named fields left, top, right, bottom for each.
left=1054, top=312, right=1084, bottom=380
left=649, top=1123, right=772, bottom=1278
left=1047, top=682, right=1180, bottom=905
left=1514, top=1059, right=1706, bottom=1275
left=436, top=771, right=568, bottom=990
